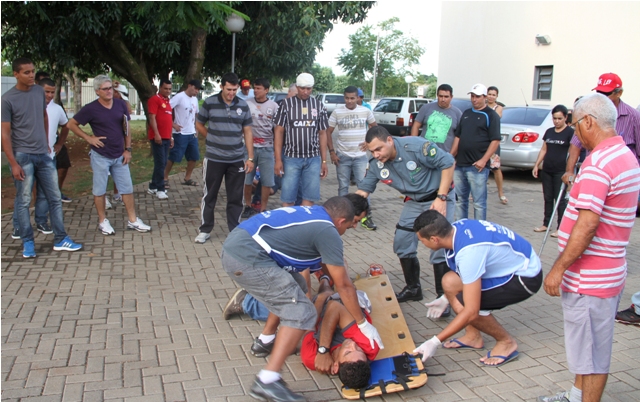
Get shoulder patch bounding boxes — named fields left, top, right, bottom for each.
left=422, top=141, right=432, bottom=156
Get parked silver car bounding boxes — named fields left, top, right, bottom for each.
left=499, top=106, right=553, bottom=169
left=315, top=93, right=346, bottom=115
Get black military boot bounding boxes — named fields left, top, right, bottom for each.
left=433, top=262, right=451, bottom=317
left=396, top=257, right=423, bottom=302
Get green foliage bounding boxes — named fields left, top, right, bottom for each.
left=309, top=63, right=336, bottom=93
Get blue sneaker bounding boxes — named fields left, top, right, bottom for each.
left=23, top=240, right=36, bottom=258
left=60, top=194, right=72, bottom=203
left=53, top=236, right=82, bottom=252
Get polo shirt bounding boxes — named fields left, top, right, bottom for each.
left=558, top=136, right=640, bottom=298
left=197, top=93, right=252, bottom=163
left=274, top=96, right=328, bottom=158
left=147, top=94, right=173, bottom=140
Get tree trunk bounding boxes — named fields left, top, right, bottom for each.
left=183, top=27, right=207, bottom=90
left=54, top=75, right=64, bottom=107
left=73, top=69, right=82, bottom=114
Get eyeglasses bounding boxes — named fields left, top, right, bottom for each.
left=99, top=86, right=113, bottom=91
left=569, top=114, right=597, bottom=128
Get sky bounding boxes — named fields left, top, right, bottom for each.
left=314, top=0, right=442, bottom=77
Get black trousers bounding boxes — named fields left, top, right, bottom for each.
left=199, top=158, right=245, bottom=233
left=541, top=170, right=567, bottom=228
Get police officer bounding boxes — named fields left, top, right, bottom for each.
left=356, top=126, right=455, bottom=303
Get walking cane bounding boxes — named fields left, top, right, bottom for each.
left=539, top=182, right=567, bottom=256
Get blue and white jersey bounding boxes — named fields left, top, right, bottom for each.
left=237, top=206, right=335, bottom=272
left=445, top=219, right=541, bottom=290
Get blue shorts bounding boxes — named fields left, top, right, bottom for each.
left=244, top=147, right=275, bottom=187
left=280, top=156, right=321, bottom=203
left=169, top=133, right=200, bottom=163
left=90, top=150, right=133, bottom=196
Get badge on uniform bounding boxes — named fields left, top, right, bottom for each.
left=377, top=161, right=384, bottom=169
left=236, top=108, right=242, bottom=115
left=312, top=108, right=318, bottom=117
left=302, top=107, right=308, bottom=115
left=406, top=161, right=417, bottom=171
left=267, top=108, right=273, bottom=115
left=380, top=169, right=390, bottom=179
left=161, top=103, right=166, bottom=108
left=429, top=148, right=436, bottom=157
left=422, top=142, right=431, bottom=156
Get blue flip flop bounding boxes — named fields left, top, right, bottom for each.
left=443, top=338, right=484, bottom=350
left=481, top=350, right=519, bottom=367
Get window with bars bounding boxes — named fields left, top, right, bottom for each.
left=534, top=66, right=553, bottom=100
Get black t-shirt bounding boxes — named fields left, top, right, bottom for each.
left=542, top=126, right=574, bottom=173
left=454, top=106, right=501, bottom=166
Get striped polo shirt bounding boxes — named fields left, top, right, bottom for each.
left=570, top=100, right=640, bottom=163
left=197, top=93, right=252, bottom=163
left=274, top=95, right=328, bottom=158
left=329, top=104, right=376, bottom=158
left=558, top=136, right=640, bottom=298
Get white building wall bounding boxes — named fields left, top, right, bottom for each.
left=438, top=1, right=640, bottom=109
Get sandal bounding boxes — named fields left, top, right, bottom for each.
left=164, top=180, right=170, bottom=189
left=499, top=195, right=508, bottom=205
left=182, top=179, right=198, bottom=186
left=534, top=226, right=548, bottom=232
left=550, top=231, right=558, bottom=238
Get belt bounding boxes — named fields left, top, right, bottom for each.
left=404, top=187, right=453, bottom=203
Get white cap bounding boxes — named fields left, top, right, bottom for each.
left=115, top=84, right=129, bottom=101
left=296, top=73, right=314, bottom=88
left=468, top=83, right=487, bottom=96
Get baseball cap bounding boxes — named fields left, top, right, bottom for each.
left=357, top=88, right=364, bottom=97
left=296, top=73, right=314, bottom=88
left=241, top=79, right=251, bottom=88
left=593, top=73, right=622, bottom=92
left=114, top=84, right=129, bottom=101
left=468, top=83, right=487, bottom=96
left=188, top=79, right=204, bottom=90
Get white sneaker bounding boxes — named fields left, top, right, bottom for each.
left=195, top=232, right=210, bottom=244
left=127, top=217, right=151, bottom=232
left=147, top=188, right=157, bottom=195
left=156, top=190, right=168, bottom=200
left=99, top=218, right=115, bottom=235
left=105, top=197, right=113, bottom=210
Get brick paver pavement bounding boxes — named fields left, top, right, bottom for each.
left=2, top=168, right=639, bottom=401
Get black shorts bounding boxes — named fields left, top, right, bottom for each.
left=456, top=270, right=542, bottom=311
left=56, top=144, right=71, bottom=169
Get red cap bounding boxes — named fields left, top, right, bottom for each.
left=593, top=73, right=622, bottom=92
left=241, top=79, right=251, bottom=88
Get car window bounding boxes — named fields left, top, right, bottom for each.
left=325, top=95, right=345, bottom=104
left=374, top=99, right=403, bottom=113
left=409, top=101, right=415, bottom=113
left=501, top=107, right=550, bottom=126
left=415, top=100, right=429, bottom=111
left=451, top=99, right=472, bottom=112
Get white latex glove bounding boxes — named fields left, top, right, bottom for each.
left=356, top=290, right=372, bottom=313
left=412, top=336, right=441, bottom=362
left=358, top=320, right=384, bottom=349
left=425, top=295, right=450, bottom=319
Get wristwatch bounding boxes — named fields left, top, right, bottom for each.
left=248, top=158, right=254, bottom=162
left=125, top=147, right=132, bottom=152
left=437, top=194, right=448, bottom=201
left=317, top=346, right=329, bottom=354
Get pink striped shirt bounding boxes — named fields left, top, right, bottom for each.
left=558, top=136, right=640, bottom=298
left=570, top=100, right=640, bottom=163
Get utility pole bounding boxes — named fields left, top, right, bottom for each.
left=371, top=33, right=380, bottom=101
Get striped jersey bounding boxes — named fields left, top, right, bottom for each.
left=558, top=136, right=640, bottom=297
left=197, top=93, right=252, bottom=163
left=328, top=104, right=375, bottom=158
left=274, top=95, right=328, bottom=158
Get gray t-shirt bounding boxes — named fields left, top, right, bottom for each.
left=415, top=103, right=462, bottom=152
left=1, top=85, right=48, bottom=154
left=223, top=221, right=344, bottom=268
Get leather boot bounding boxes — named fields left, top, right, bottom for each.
left=396, top=257, right=423, bottom=302
left=433, top=262, right=451, bottom=317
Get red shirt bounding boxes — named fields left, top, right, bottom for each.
left=147, top=94, right=173, bottom=140
left=558, top=136, right=640, bottom=298
left=300, top=311, right=379, bottom=371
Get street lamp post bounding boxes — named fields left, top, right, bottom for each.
left=371, top=33, right=380, bottom=101
left=405, top=75, right=413, bottom=97
left=225, top=13, right=245, bottom=73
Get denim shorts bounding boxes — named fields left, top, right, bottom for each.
left=280, top=156, right=321, bottom=203
left=244, top=147, right=275, bottom=187
left=169, top=133, right=200, bottom=163
left=221, top=250, right=316, bottom=330
left=90, top=150, right=133, bottom=196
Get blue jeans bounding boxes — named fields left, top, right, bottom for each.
left=242, top=294, right=270, bottom=321
left=335, top=152, right=368, bottom=196
left=150, top=139, right=171, bottom=191
left=12, top=152, right=67, bottom=243
left=12, top=178, right=49, bottom=229
left=280, top=156, right=321, bottom=203
left=454, top=166, right=490, bottom=221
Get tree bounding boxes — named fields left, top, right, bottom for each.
left=2, top=2, right=374, bottom=116
left=309, top=64, right=336, bottom=93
